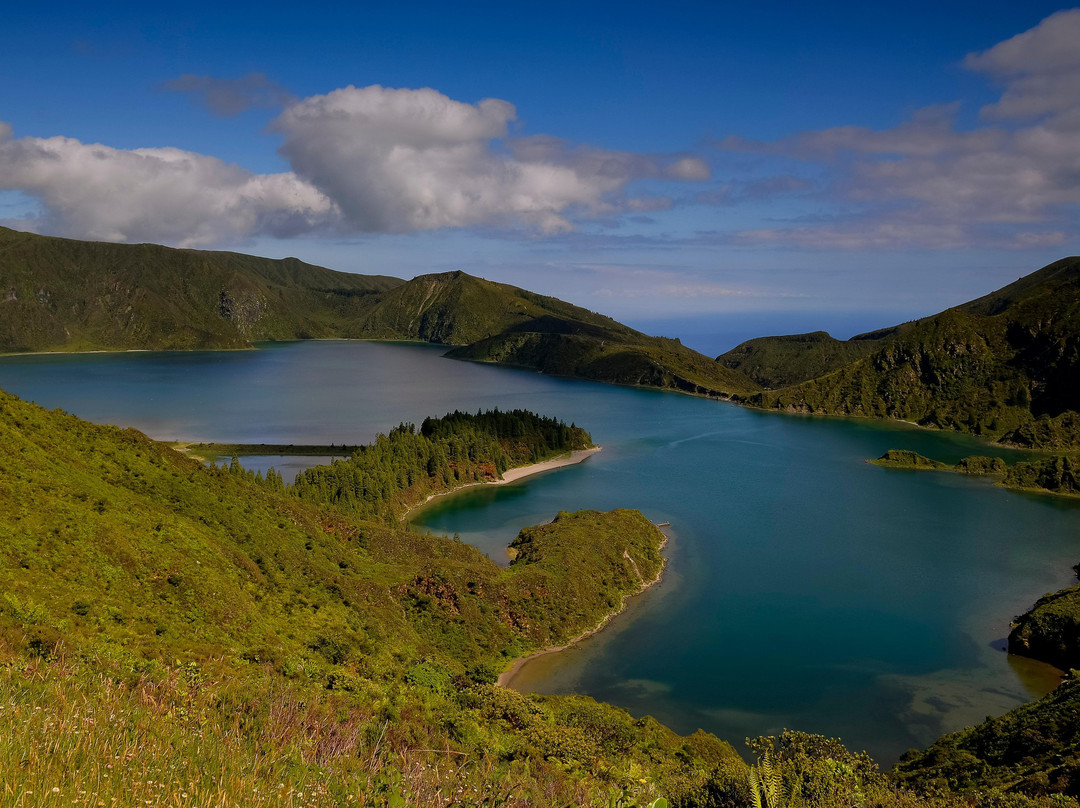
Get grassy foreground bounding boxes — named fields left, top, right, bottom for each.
left=0, top=388, right=749, bottom=806
left=4, top=389, right=1080, bottom=806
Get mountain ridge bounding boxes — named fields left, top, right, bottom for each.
left=0, top=226, right=760, bottom=398
left=742, top=257, right=1080, bottom=449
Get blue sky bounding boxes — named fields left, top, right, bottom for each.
left=3, top=2, right=1079, bottom=352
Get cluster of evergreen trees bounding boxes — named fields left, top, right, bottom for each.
left=229, top=409, right=592, bottom=523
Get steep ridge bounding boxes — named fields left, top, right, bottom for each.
left=348, top=270, right=758, bottom=396
left=0, top=226, right=402, bottom=351
left=344, top=269, right=631, bottom=345
left=747, top=257, right=1080, bottom=448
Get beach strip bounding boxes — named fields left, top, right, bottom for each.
left=402, top=445, right=602, bottom=522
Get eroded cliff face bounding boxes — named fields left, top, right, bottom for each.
left=219, top=287, right=269, bottom=334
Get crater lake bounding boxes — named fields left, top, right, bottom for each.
left=1, top=339, right=1076, bottom=762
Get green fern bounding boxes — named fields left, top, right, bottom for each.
left=749, top=749, right=791, bottom=808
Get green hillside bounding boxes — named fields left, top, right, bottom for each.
left=716, top=330, right=884, bottom=389
left=350, top=270, right=757, bottom=397
left=448, top=319, right=758, bottom=397
left=6, top=386, right=1080, bottom=805
left=0, top=225, right=402, bottom=352
left=748, top=257, right=1080, bottom=448
left=894, top=676, right=1080, bottom=799
left=0, top=227, right=759, bottom=399
left=342, top=269, right=629, bottom=345
left=1010, top=576, right=1080, bottom=672
left=0, top=386, right=753, bottom=805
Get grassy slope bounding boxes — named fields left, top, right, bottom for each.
left=0, top=388, right=748, bottom=806
left=749, top=257, right=1080, bottom=448
left=7, top=389, right=1080, bottom=805
left=893, top=676, right=1080, bottom=799
left=0, top=226, right=401, bottom=352
left=716, top=330, right=884, bottom=389
left=448, top=319, right=758, bottom=398
left=343, top=270, right=629, bottom=345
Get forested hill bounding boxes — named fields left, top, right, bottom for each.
left=288, top=409, right=594, bottom=522
left=341, top=269, right=630, bottom=345
left=0, top=226, right=759, bottom=398
left=354, top=269, right=757, bottom=396
left=0, top=225, right=402, bottom=352
left=742, top=257, right=1080, bottom=449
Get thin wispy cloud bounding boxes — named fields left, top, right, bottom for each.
left=718, top=9, right=1080, bottom=250
left=164, top=73, right=297, bottom=116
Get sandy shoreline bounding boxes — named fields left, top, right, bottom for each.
left=497, top=527, right=669, bottom=688
left=401, top=445, right=602, bottom=523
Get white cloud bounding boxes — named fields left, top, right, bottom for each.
left=0, top=128, right=337, bottom=246
left=0, top=84, right=711, bottom=245
left=718, top=10, right=1080, bottom=250
left=274, top=86, right=709, bottom=234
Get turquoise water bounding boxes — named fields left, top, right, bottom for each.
left=1, top=340, right=1076, bottom=763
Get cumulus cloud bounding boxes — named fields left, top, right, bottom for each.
left=164, top=73, right=297, bottom=116
left=273, top=86, right=709, bottom=233
left=0, top=83, right=711, bottom=245
left=719, top=9, right=1080, bottom=250
left=0, top=128, right=337, bottom=246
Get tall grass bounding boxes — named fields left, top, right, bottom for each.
left=0, top=655, right=608, bottom=808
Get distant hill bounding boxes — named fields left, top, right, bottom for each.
left=717, top=330, right=885, bottom=389
left=339, top=269, right=757, bottom=396
left=746, top=257, right=1080, bottom=448
left=342, top=269, right=628, bottom=344
left=0, top=227, right=759, bottom=398
left=0, top=226, right=402, bottom=351
left=450, top=325, right=755, bottom=397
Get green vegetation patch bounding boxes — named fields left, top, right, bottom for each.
left=871, top=448, right=1080, bottom=502
left=287, top=409, right=593, bottom=523
left=716, top=330, right=883, bottom=390
left=0, top=387, right=759, bottom=805
left=1010, top=578, right=1080, bottom=672
left=749, top=257, right=1080, bottom=449
left=894, top=675, right=1080, bottom=799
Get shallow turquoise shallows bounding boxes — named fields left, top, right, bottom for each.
left=1, top=340, right=1077, bottom=763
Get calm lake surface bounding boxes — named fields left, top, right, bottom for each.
left=1, top=340, right=1077, bottom=763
